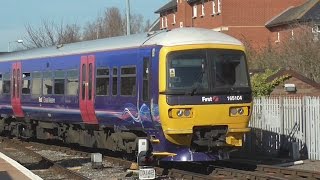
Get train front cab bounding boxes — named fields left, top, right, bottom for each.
left=155, top=44, right=252, bottom=161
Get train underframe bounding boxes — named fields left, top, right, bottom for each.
left=0, top=116, right=244, bottom=162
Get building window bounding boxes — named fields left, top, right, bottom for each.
left=43, top=71, right=52, bottom=95
left=212, top=0, right=216, bottom=15
left=193, top=5, right=197, bottom=18
left=96, top=68, right=110, bottom=96
left=54, top=71, right=65, bottom=95
left=217, top=0, right=221, bottom=14
left=66, top=70, right=78, bottom=96
left=173, top=14, right=176, bottom=25
left=22, top=73, right=31, bottom=94
left=120, top=66, right=136, bottom=96
left=31, top=72, right=41, bottom=95
left=201, top=3, right=205, bottom=17
left=161, top=17, right=164, bottom=29
left=165, top=16, right=168, bottom=28
left=275, top=32, right=280, bottom=43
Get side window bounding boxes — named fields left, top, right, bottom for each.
left=96, top=68, right=110, bottom=96
left=66, top=70, right=79, bottom=96
left=43, top=71, right=52, bottom=95
left=32, top=72, right=41, bottom=95
left=22, top=73, right=31, bottom=94
left=120, top=66, right=136, bottom=96
left=54, top=71, right=65, bottom=95
left=112, top=68, right=118, bottom=96
left=0, top=74, right=3, bottom=94
left=3, top=73, right=11, bottom=94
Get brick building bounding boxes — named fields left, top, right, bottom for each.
left=155, top=0, right=312, bottom=49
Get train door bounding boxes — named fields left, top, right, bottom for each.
left=79, top=55, right=98, bottom=124
left=11, top=62, right=24, bottom=117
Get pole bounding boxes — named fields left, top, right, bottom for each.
left=126, top=0, right=131, bottom=35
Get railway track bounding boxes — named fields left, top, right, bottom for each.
left=1, top=137, right=320, bottom=180
left=0, top=137, right=90, bottom=180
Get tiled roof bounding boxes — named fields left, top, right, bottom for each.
left=266, top=0, right=320, bottom=28
left=155, top=0, right=177, bottom=14
left=267, top=68, right=320, bottom=89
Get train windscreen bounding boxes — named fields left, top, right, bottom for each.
left=166, top=49, right=250, bottom=95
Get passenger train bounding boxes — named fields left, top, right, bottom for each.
left=0, top=28, right=252, bottom=162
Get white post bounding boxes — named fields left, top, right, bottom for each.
left=126, top=0, right=131, bottom=35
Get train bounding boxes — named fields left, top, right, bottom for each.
left=0, top=28, right=252, bottom=162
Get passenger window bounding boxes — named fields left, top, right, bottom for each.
left=22, top=73, right=31, bottom=94
left=66, top=70, right=78, bottom=96
left=54, top=71, right=65, bottom=95
left=43, top=71, right=53, bottom=95
left=120, top=66, right=136, bottom=96
left=0, top=74, right=3, bottom=94
left=3, top=73, right=11, bottom=94
left=112, top=68, right=118, bottom=96
left=32, top=72, right=42, bottom=95
left=96, top=68, right=110, bottom=96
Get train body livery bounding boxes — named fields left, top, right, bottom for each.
left=0, top=28, right=252, bottom=161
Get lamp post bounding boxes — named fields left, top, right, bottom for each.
left=126, top=0, right=131, bottom=35
left=8, top=39, right=24, bottom=52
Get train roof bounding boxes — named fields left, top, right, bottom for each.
left=0, top=28, right=243, bottom=62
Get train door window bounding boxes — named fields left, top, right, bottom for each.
left=82, top=64, right=86, bottom=100
left=43, top=71, right=53, bottom=95
left=22, top=73, right=31, bottom=94
left=143, top=58, right=150, bottom=101
left=54, top=71, right=65, bottom=95
left=88, top=63, right=93, bottom=100
left=66, top=70, right=78, bottom=96
left=3, top=73, right=11, bottom=94
left=112, top=68, right=118, bottom=96
left=0, top=74, right=2, bottom=94
left=96, top=68, right=110, bottom=96
left=120, top=66, right=136, bottom=96
left=31, top=72, right=41, bottom=95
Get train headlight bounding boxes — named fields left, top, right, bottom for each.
left=177, top=110, right=184, bottom=117
left=229, top=107, right=249, bottom=116
left=230, top=108, right=238, bottom=116
left=184, top=109, right=191, bottom=117
left=238, top=108, right=244, bottom=115
left=169, top=109, right=193, bottom=118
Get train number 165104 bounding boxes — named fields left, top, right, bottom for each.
left=227, top=96, right=243, bottom=101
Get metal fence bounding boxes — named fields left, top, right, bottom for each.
left=245, top=96, right=320, bottom=160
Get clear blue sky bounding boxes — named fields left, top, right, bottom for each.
left=0, top=0, right=169, bottom=52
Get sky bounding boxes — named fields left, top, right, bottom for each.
left=0, top=0, right=170, bottom=52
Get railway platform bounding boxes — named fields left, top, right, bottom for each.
left=0, top=151, right=42, bottom=180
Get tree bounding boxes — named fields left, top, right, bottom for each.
left=24, top=20, right=82, bottom=48
left=246, top=23, right=320, bottom=83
